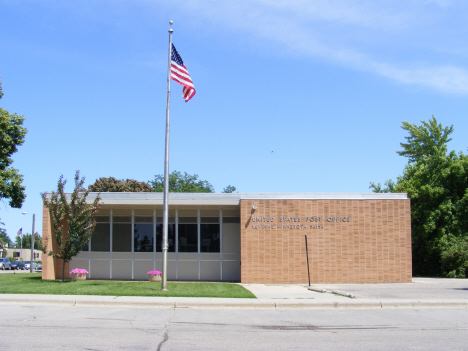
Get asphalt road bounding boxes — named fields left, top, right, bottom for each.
left=1, top=304, right=467, bottom=350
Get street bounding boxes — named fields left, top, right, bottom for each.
left=1, top=304, right=467, bottom=350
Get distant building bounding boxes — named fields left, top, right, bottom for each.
left=42, top=193, right=412, bottom=283
left=4, top=247, right=42, bottom=262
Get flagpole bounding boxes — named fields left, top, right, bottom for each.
left=161, top=20, right=173, bottom=291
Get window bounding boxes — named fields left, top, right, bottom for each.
left=156, top=217, right=175, bottom=252
left=113, top=216, right=131, bottom=252
left=91, top=216, right=110, bottom=251
left=178, top=217, right=197, bottom=252
left=200, top=217, right=220, bottom=253
left=134, top=216, right=153, bottom=252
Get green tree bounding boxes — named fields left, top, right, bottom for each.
left=397, top=116, right=453, bottom=163
left=396, top=150, right=468, bottom=276
left=369, top=179, right=395, bottom=193
left=371, top=116, right=468, bottom=277
left=222, top=185, right=237, bottom=193
left=441, top=236, right=468, bottom=278
left=14, top=232, right=42, bottom=250
left=88, top=177, right=152, bottom=192
left=150, top=171, right=215, bottom=193
left=0, top=221, right=9, bottom=259
left=41, top=171, right=102, bottom=283
left=0, top=79, right=27, bottom=209
left=0, top=221, right=11, bottom=249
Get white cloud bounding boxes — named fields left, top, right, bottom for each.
left=373, top=63, right=468, bottom=94
left=253, top=0, right=413, bottom=30
left=148, top=0, right=468, bottom=94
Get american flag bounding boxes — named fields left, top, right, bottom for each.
left=171, top=44, right=196, bottom=102
left=17, top=228, right=22, bottom=236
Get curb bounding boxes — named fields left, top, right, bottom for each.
left=1, top=294, right=468, bottom=309
left=379, top=300, right=468, bottom=309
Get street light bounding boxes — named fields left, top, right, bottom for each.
left=22, top=212, right=35, bottom=273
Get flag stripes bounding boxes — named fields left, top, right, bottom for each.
left=170, top=44, right=196, bottom=102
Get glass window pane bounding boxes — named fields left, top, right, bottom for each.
left=113, top=216, right=131, bottom=223
left=179, top=217, right=197, bottom=224
left=157, top=216, right=175, bottom=224
left=200, top=224, right=220, bottom=253
left=94, top=216, right=110, bottom=223
left=134, top=223, right=153, bottom=252
left=91, top=223, right=110, bottom=251
left=178, top=223, right=198, bottom=252
left=74, top=239, right=88, bottom=251
left=201, top=217, right=219, bottom=224
left=156, top=223, right=175, bottom=252
left=113, top=223, right=131, bottom=252
left=135, top=216, right=153, bottom=223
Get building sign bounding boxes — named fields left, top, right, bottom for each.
left=250, top=215, right=351, bottom=230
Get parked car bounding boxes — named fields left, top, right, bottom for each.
left=23, top=261, right=37, bottom=270
left=0, top=258, right=11, bottom=270
left=37, top=263, right=42, bottom=270
left=11, top=261, right=25, bottom=270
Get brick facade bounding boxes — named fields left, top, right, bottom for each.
left=240, top=199, right=412, bottom=284
left=42, top=205, right=69, bottom=280
left=41, top=193, right=411, bottom=283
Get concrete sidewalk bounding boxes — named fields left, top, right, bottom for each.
left=0, top=278, right=467, bottom=309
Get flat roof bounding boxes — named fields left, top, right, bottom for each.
left=72, top=192, right=408, bottom=206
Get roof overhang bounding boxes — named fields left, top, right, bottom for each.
left=43, top=192, right=408, bottom=206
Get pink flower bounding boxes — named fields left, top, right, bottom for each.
left=147, top=270, right=162, bottom=275
left=70, top=268, right=88, bottom=275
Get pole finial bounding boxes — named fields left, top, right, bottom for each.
left=169, top=20, right=173, bottom=33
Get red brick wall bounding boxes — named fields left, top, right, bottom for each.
left=240, top=199, right=412, bottom=284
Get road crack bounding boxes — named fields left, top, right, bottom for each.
left=156, top=307, right=175, bottom=351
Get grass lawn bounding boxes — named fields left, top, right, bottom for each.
left=0, top=273, right=256, bottom=298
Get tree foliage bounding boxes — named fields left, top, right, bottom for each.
left=222, top=185, right=237, bottom=193
left=371, top=116, right=468, bottom=277
left=369, top=179, right=396, bottom=193
left=0, top=221, right=11, bottom=249
left=41, top=171, right=101, bottom=283
left=150, top=171, right=215, bottom=193
left=441, top=236, right=468, bottom=278
left=15, top=232, right=42, bottom=250
left=0, top=79, right=27, bottom=208
left=397, top=116, right=453, bottom=163
left=89, top=173, right=236, bottom=194
left=88, top=177, right=152, bottom=192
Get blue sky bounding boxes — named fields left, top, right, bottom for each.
left=1, top=0, right=467, bottom=241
